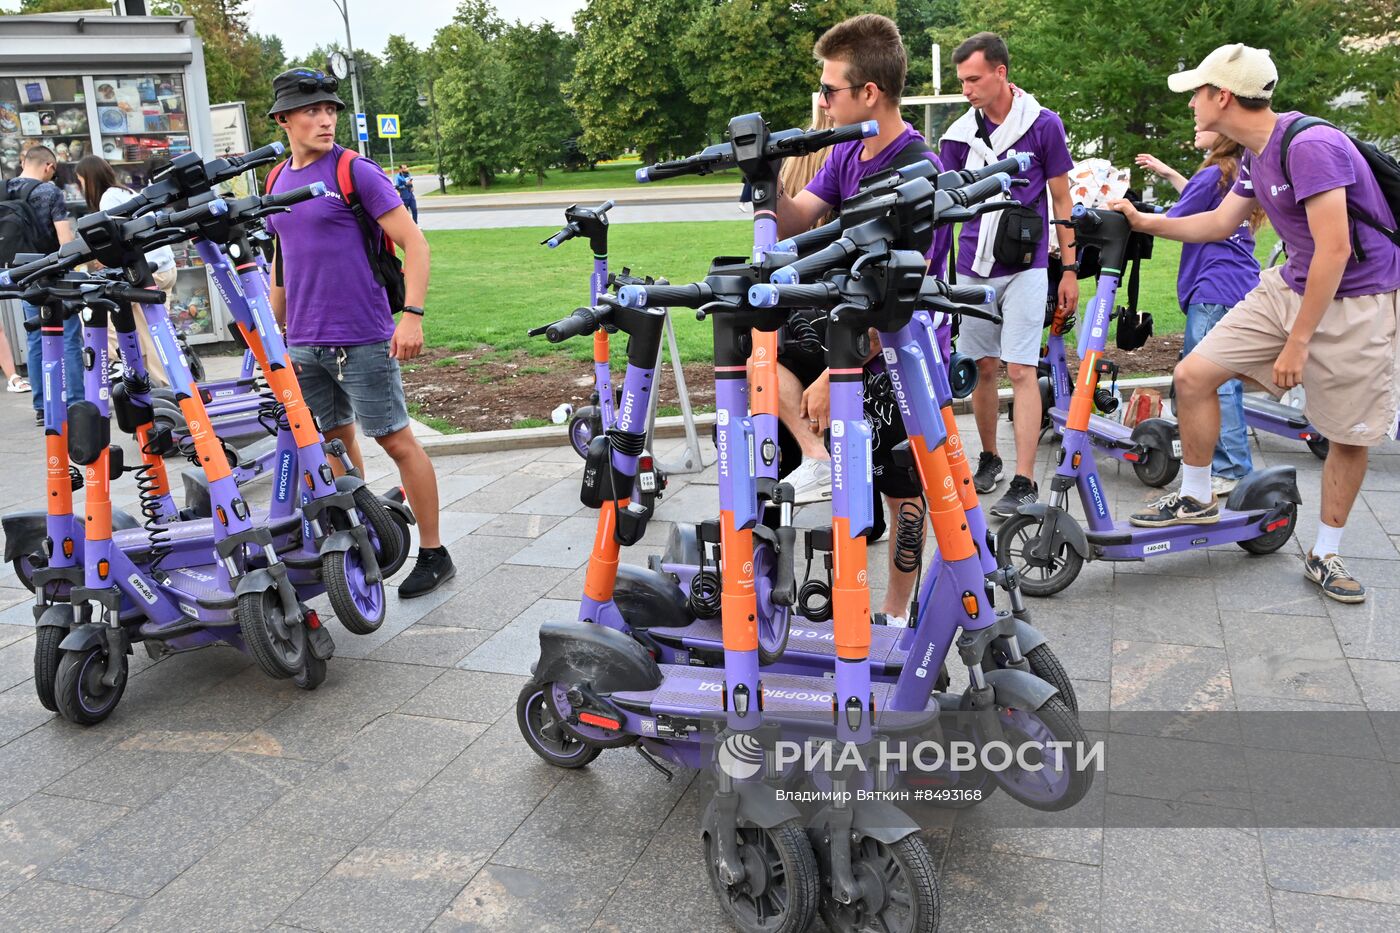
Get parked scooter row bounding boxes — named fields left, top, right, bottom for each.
left=2, top=144, right=412, bottom=724
left=518, top=116, right=1097, bottom=933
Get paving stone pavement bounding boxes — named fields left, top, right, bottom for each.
left=0, top=380, right=1397, bottom=932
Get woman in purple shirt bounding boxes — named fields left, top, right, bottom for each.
left=1136, top=133, right=1266, bottom=497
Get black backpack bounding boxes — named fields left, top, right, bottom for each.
left=1281, top=117, right=1400, bottom=257
left=0, top=178, right=57, bottom=267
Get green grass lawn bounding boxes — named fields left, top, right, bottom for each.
left=422, top=158, right=743, bottom=196
left=425, top=221, right=1281, bottom=366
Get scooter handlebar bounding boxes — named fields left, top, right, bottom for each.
left=949, top=172, right=1013, bottom=207
left=531, top=306, right=610, bottom=343
left=773, top=218, right=841, bottom=256
left=924, top=296, right=1002, bottom=325
left=101, top=282, right=168, bottom=305
left=638, top=121, right=877, bottom=182
left=747, top=282, right=839, bottom=309
left=616, top=282, right=714, bottom=309
left=964, top=152, right=1033, bottom=182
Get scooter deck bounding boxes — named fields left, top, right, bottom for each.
left=646, top=617, right=908, bottom=672
left=1243, top=395, right=1312, bottom=431
left=611, top=663, right=902, bottom=716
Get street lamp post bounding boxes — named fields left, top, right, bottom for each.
left=328, top=0, right=367, bottom=156
left=418, top=79, right=446, bottom=194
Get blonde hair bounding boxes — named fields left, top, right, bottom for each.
left=1200, top=134, right=1268, bottom=233
left=779, top=110, right=836, bottom=228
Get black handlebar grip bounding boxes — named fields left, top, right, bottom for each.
left=748, top=282, right=840, bottom=309
left=945, top=284, right=997, bottom=305
left=545, top=307, right=604, bottom=343
left=771, top=524, right=797, bottom=608
left=953, top=173, right=1012, bottom=207
left=966, top=153, right=1032, bottom=181
left=617, top=282, right=714, bottom=309
left=262, top=182, right=326, bottom=209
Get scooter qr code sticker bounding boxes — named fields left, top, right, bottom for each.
left=1171, top=439, right=1182, bottom=458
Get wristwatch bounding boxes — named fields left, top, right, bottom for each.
left=1060, top=262, right=1080, bottom=274
left=401, top=305, right=424, bottom=316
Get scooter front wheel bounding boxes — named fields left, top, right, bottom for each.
left=517, top=681, right=602, bottom=768
left=818, top=835, right=940, bottom=933
left=352, top=485, right=408, bottom=580
left=995, top=512, right=1083, bottom=597
left=706, top=818, right=819, bottom=933
left=53, top=644, right=128, bottom=726
left=984, top=641, right=1079, bottom=714
left=33, top=620, right=65, bottom=712
left=323, top=549, right=387, bottom=636
left=237, top=588, right=307, bottom=678
left=975, top=695, right=1094, bottom=811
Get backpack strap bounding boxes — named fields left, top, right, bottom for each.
left=1279, top=116, right=1387, bottom=261
left=264, top=159, right=289, bottom=286
left=263, top=158, right=289, bottom=195
left=332, top=149, right=397, bottom=290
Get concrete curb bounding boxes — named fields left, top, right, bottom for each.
left=420, top=375, right=1174, bottom=457
left=419, top=183, right=742, bottom=213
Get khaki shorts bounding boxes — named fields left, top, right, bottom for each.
left=1192, top=267, right=1400, bottom=446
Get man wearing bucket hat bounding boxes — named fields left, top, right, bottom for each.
left=1110, top=44, right=1400, bottom=603
left=264, top=67, right=454, bottom=598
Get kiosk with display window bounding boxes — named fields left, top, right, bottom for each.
left=0, top=13, right=226, bottom=371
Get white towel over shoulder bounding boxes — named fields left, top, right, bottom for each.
left=941, top=88, right=1043, bottom=276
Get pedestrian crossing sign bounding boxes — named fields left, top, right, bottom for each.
left=376, top=114, right=400, bottom=138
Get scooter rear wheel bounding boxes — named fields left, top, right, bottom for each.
left=706, top=818, right=819, bottom=933
left=517, top=681, right=602, bottom=768
left=295, top=652, right=327, bottom=690
left=1238, top=501, right=1297, bottom=555
left=818, top=835, right=940, bottom=933
left=1131, top=444, right=1180, bottom=488
left=544, top=682, right=636, bottom=749
left=323, top=549, right=387, bottom=636
left=33, top=621, right=65, bottom=712
left=54, top=644, right=127, bottom=726
left=995, top=513, right=1083, bottom=597
left=976, top=695, right=1093, bottom=811
left=237, top=588, right=307, bottom=678
left=1306, top=436, right=1330, bottom=460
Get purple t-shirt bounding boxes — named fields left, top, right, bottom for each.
left=938, top=109, right=1075, bottom=279
left=1168, top=164, right=1259, bottom=310
left=805, top=123, right=952, bottom=277
left=265, top=145, right=404, bottom=346
left=1232, top=112, right=1400, bottom=298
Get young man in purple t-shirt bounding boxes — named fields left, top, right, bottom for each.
left=1112, top=44, right=1400, bottom=603
left=938, top=32, right=1080, bottom=520
left=264, top=68, right=453, bottom=598
left=776, top=13, right=950, bottom=626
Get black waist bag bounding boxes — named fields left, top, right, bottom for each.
left=992, top=199, right=1044, bottom=267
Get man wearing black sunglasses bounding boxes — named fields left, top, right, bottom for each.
left=775, top=13, right=952, bottom=628
left=264, top=68, right=454, bottom=598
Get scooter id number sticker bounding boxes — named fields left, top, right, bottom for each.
left=639, top=471, right=656, bottom=493
left=1171, top=439, right=1182, bottom=458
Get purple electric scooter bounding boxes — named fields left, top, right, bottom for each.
left=996, top=204, right=1302, bottom=597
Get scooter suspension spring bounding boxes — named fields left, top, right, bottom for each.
left=134, top=461, right=171, bottom=574
left=893, top=499, right=927, bottom=573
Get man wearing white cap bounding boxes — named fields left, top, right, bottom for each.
left=1111, top=44, right=1400, bottom=604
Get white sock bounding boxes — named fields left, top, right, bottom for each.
left=886, top=615, right=909, bottom=629
left=1313, top=523, right=1344, bottom=559
left=1179, top=464, right=1212, bottom=504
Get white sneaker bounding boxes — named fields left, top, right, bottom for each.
left=783, top=456, right=832, bottom=505
left=884, top=616, right=910, bottom=629
left=1211, top=475, right=1240, bottom=500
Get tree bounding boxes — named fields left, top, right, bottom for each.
left=675, top=0, right=892, bottom=135
left=378, top=35, right=428, bottom=156
left=927, top=0, right=1371, bottom=184
left=496, top=22, right=582, bottom=183
left=567, top=0, right=708, bottom=164
left=430, top=22, right=508, bottom=187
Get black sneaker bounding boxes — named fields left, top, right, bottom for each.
left=34, top=411, right=43, bottom=426
left=399, top=546, right=456, bottom=598
left=990, top=474, right=1037, bottom=518
left=1129, top=492, right=1219, bottom=528
left=973, top=451, right=1003, bottom=494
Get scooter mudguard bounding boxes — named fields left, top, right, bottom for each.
left=612, top=564, right=692, bottom=632
left=182, top=471, right=213, bottom=519
left=4, top=510, right=141, bottom=562
left=1008, top=617, right=1048, bottom=654
left=3, top=511, right=47, bottom=562
left=36, top=603, right=73, bottom=629
left=1225, top=465, right=1301, bottom=512
left=1130, top=418, right=1179, bottom=457
left=700, top=781, right=802, bottom=833
left=1016, top=503, right=1090, bottom=560
left=535, top=620, right=662, bottom=693
left=660, top=522, right=701, bottom=567
left=808, top=800, right=922, bottom=846
left=318, top=528, right=381, bottom=583
left=58, top=622, right=111, bottom=653
left=984, top=666, right=1060, bottom=711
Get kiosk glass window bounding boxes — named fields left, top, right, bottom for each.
left=0, top=75, right=89, bottom=214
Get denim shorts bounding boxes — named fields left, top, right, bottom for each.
left=289, top=341, right=410, bottom=438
